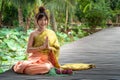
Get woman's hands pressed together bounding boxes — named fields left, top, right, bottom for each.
left=41, top=36, right=52, bottom=50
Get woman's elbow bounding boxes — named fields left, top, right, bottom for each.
left=26, top=48, right=31, bottom=53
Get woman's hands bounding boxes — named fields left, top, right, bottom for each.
left=42, top=36, right=52, bottom=50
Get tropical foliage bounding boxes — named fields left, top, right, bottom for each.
left=75, top=0, right=111, bottom=33
left=0, top=28, right=30, bottom=72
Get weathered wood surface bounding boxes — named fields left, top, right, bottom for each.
left=0, top=27, right=120, bottom=80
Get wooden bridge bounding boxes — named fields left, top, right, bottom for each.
left=0, top=27, right=120, bottom=80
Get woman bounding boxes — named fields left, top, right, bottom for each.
left=13, top=6, right=60, bottom=75
left=13, top=6, right=94, bottom=75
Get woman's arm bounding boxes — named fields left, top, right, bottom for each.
left=26, top=32, right=45, bottom=53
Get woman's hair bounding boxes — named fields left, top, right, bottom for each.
left=35, top=6, right=48, bottom=23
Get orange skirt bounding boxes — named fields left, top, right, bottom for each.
left=13, top=52, right=53, bottom=75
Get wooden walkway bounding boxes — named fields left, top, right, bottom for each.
left=0, top=27, right=120, bottom=80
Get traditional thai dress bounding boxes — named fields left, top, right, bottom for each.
left=13, top=29, right=60, bottom=75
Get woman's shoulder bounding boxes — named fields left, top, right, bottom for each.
left=30, top=30, right=36, bottom=35
left=29, top=30, right=37, bottom=37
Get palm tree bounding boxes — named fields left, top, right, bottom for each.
left=10, top=0, right=24, bottom=27
left=43, top=0, right=59, bottom=32
left=64, top=0, right=77, bottom=26
left=42, top=0, right=76, bottom=32
left=25, top=0, right=42, bottom=31
left=10, top=0, right=37, bottom=30
left=76, top=0, right=111, bottom=33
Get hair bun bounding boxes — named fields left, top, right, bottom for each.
left=39, top=6, right=45, bottom=13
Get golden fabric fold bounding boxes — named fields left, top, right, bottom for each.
left=61, top=63, right=96, bottom=71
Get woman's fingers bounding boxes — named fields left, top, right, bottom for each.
left=46, top=36, right=51, bottom=49
left=42, top=36, right=49, bottom=49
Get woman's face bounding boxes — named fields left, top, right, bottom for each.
left=37, top=16, right=48, bottom=30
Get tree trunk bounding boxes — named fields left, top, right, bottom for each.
left=50, top=11, right=57, bottom=32
left=65, top=7, right=68, bottom=27
left=0, top=11, right=2, bottom=27
left=0, top=0, right=4, bottom=28
left=25, top=17, right=31, bottom=31
left=118, top=14, right=120, bottom=23
left=68, top=12, right=72, bottom=24
left=18, top=6, right=24, bottom=28
left=116, top=14, right=119, bottom=23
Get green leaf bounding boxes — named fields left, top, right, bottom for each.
left=0, top=68, right=3, bottom=73
left=0, top=39, right=2, bottom=43
left=1, top=56, right=12, bottom=61
left=15, top=56, right=26, bottom=60
left=4, top=39, right=20, bottom=51
left=83, top=3, right=90, bottom=13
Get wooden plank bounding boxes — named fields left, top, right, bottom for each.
left=59, top=27, right=120, bottom=80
